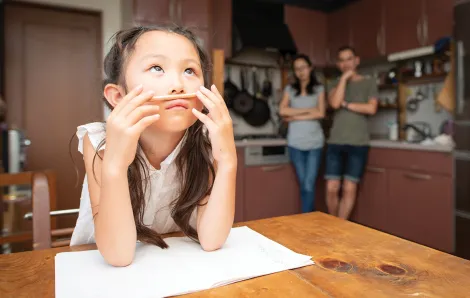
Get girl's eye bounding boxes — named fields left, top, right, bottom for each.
left=150, top=66, right=163, bottom=73
left=184, top=68, right=195, bottom=75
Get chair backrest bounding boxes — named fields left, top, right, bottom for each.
left=0, top=170, right=73, bottom=251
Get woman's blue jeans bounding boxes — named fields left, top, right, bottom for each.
left=288, top=146, right=323, bottom=213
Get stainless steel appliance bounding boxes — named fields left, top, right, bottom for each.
left=7, top=129, right=31, bottom=173
left=454, top=0, right=470, bottom=261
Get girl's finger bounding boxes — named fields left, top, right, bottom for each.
left=119, top=90, right=155, bottom=117
left=126, top=105, right=160, bottom=126
left=192, top=108, right=217, bottom=131
left=113, top=84, right=143, bottom=114
left=210, top=84, right=230, bottom=115
left=199, top=85, right=224, bottom=105
left=131, top=114, right=160, bottom=135
left=196, top=90, right=221, bottom=121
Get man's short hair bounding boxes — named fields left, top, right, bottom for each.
left=337, top=46, right=357, bottom=57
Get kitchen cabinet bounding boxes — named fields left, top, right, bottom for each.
left=243, top=163, right=300, bottom=221
left=383, top=0, right=423, bottom=53
left=284, top=6, right=328, bottom=66
left=423, top=0, right=454, bottom=45
left=349, top=0, right=384, bottom=60
left=351, top=147, right=453, bottom=253
left=133, top=0, right=173, bottom=25
left=327, top=6, right=352, bottom=64
left=133, top=0, right=212, bottom=51
left=354, top=165, right=389, bottom=233
left=211, top=0, right=232, bottom=58
left=388, top=169, right=453, bottom=253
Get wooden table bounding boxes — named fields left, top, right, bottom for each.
left=1, top=212, right=469, bottom=297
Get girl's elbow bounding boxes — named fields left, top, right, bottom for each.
left=102, top=251, right=135, bottom=267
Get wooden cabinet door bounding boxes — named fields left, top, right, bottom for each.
left=211, top=0, right=232, bottom=58
left=354, top=166, right=389, bottom=233
left=383, top=0, right=424, bottom=53
left=234, top=149, right=245, bottom=223
left=327, top=7, right=352, bottom=64
left=285, top=6, right=328, bottom=66
left=388, top=169, right=453, bottom=253
left=244, top=164, right=300, bottom=221
left=134, top=0, right=172, bottom=25
left=350, top=0, right=384, bottom=60
left=423, top=0, right=453, bottom=45
left=178, top=0, right=211, bottom=29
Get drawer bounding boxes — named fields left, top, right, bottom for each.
left=367, top=148, right=452, bottom=176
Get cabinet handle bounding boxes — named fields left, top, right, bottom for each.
left=404, top=172, right=431, bottom=180
left=262, top=165, right=285, bottom=172
left=422, top=15, right=429, bottom=45
left=367, top=166, right=385, bottom=173
left=169, top=0, right=175, bottom=22
left=376, top=30, right=381, bottom=54
left=177, top=0, right=182, bottom=24
left=416, top=17, right=424, bottom=46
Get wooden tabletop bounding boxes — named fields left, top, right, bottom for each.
left=1, top=212, right=469, bottom=297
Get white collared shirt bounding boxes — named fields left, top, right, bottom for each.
left=70, top=122, right=197, bottom=246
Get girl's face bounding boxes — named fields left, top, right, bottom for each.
left=124, top=31, right=204, bottom=133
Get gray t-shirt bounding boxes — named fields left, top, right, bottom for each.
left=327, top=77, right=379, bottom=146
left=285, top=85, right=325, bottom=150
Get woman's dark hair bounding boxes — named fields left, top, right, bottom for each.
left=93, top=25, right=214, bottom=248
left=291, top=54, right=319, bottom=96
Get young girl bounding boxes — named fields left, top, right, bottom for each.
left=70, top=25, right=237, bottom=267
left=279, top=54, right=325, bottom=213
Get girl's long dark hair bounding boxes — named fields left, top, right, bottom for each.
left=291, top=54, right=320, bottom=96
left=92, top=25, right=214, bottom=248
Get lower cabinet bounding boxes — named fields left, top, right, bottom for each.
left=353, top=148, right=454, bottom=253
left=243, top=164, right=300, bottom=221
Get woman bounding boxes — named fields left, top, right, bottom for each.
left=279, top=54, right=325, bottom=213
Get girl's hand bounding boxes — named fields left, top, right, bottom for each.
left=104, top=84, right=160, bottom=172
left=192, top=85, right=237, bottom=169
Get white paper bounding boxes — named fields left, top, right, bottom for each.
left=55, top=226, right=314, bottom=298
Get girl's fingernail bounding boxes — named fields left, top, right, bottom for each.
left=135, top=84, right=143, bottom=90
left=200, top=85, right=208, bottom=91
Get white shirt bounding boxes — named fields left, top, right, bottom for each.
left=70, top=122, right=197, bottom=246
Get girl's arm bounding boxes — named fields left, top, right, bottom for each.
left=196, top=161, right=236, bottom=251
left=85, top=86, right=159, bottom=267
left=192, top=85, right=238, bottom=251
left=83, top=135, right=137, bottom=267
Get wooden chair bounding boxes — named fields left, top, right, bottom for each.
left=0, top=171, right=77, bottom=251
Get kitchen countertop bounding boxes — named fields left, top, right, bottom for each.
left=370, top=139, right=454, bottom=152
left=234, top=138, right=454, bottom=152
left=235, top=138, right=287, bottom=147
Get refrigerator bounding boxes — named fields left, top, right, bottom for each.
left=454, top=0, right=470, bottom=260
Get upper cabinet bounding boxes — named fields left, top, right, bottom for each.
left=133, top=0, right=173, bottom=25
left=350, top=0, right=384, bottom=60
left=424, top=0, right=454, bottom=47
left=335, top=0, right=453, bottom=61
left=327, top=6, right=352, bottom=64
left=133, top=0, right=212, bottom=51
left=284, top=6, right=328, bottom=67
left=383, top=0, right=424, bottom=53
left=211, top=0, right=232, bottom=58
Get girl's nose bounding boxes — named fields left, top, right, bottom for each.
left=168, top=73, right=184, bottom=94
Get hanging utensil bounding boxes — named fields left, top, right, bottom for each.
left=232, top=68, right=254, bottom=116
left=261, top=68, right=273, bottom=98
left=243, top=68, right=271, bottom=127
left=223, top=66, right=238, bottom=109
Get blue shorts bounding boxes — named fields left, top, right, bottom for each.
left=324, top=144, right=369, bottom=183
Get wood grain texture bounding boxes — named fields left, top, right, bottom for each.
left=1, top=212, right=469, bottom=298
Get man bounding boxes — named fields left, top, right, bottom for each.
left=325, top=46, right=379, bottom=220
